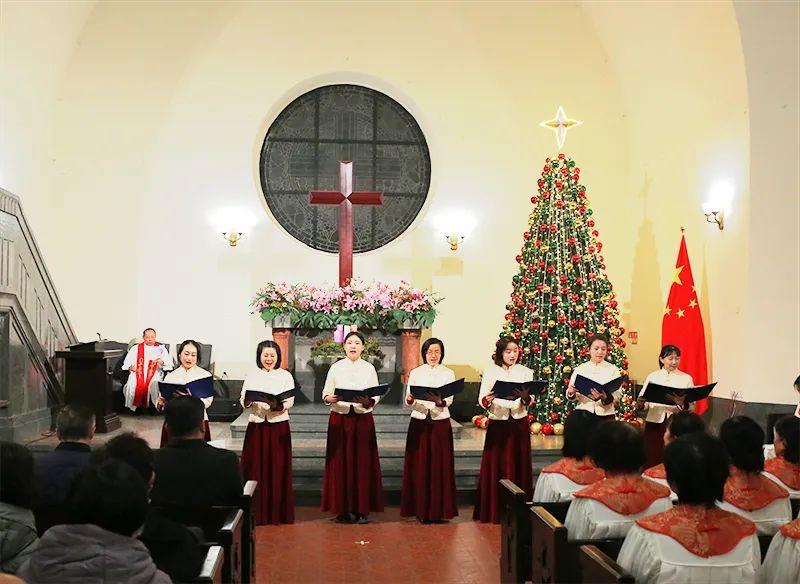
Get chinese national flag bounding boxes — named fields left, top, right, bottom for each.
left=662, top=235, right=709, bottom=414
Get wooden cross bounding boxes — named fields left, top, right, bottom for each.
left=309, top=161, right=383, bottom=286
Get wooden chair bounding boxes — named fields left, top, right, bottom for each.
left=539, top=500, right=571, bottom=524
left=578, top=545, right=635, bottom=583
left=240, top=480, right=257, bottom=584
left=195, top=545, right=224, bottom=584
left=500, top=479, right=531, bottom=583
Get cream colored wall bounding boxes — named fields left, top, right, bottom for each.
left=1, top=1, right=795, bottom=397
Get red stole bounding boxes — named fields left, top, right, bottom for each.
left=574, top=475, right=670, bottom=515
left=541, top=457, right=605, bottom=485
left=643, top=463, right=667, bottom=480
left=133, top=343, right=160, bottom=407
left=636, top=506, right=756, bottom=557
left=780, top=517, right=800, bottom=540
left=764, top=456, right=800, bottom=490
left=723, top=466, right=789, bottom=511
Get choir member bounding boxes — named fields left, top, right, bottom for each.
left=533, top=410, right=604, bottom=502
left=240, top=340, right=295, bottom=525
left=643, top=410, right=705, bottom=493
left=718, top=416, right=792, bottom=535
left=320, top=331, right=384, bottom=524
left=158, top=340, right=213, bottom=446
left=758, top=517, right=800, bottom=584
left=400, top=338, right=458, bottom=522
left=763, top=415, right=800, bottom=499
left=794, top=374, right=800, bottom=418
left=474, top=337, right=535, bottom=524
left=121, top=328, right=172, bottom=411
left=618, top=432, right=759, bottom=584
left=636, top=344, right=693, bottom=467
left=564, top=421, right=672, bottom=541
left=566, top=335, right=622, bottom=421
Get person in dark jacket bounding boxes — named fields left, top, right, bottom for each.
left=0, top=442, right=38, bottom=574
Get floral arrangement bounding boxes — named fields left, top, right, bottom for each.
left=309, top=336, right=386, bottom=361
left=251, top=278, right=442, bottom=331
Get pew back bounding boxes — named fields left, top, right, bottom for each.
left=195, top=545, right=224, bottom=584
left=500, top=479, right=531, bottom=584
left=578, top=545, right=635, bottom=584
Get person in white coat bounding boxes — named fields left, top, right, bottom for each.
left=158, top=340, right=213, bottom=446
left=758, top=517, right=800, bottom=584
left=566, top=335, right=622, bottom=420
left=121, top=328, right=172, bottom=411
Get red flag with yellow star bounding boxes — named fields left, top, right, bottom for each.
left=662, top=234, right=709, bottom=414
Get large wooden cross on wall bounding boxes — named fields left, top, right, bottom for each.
left=309, top=161, right=383, bottom=286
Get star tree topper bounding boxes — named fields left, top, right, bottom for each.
left=540, top=106, right=582, bottom=149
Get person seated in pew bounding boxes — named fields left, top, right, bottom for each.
left=157, top=340, right=213, bottom=447
left=758, top=516, right=800, bottom=584
left=0, top=442, right=38, bottom=575
left=94, top=433, right=206, bottom=582
left=763, top=415, right=800, bottom=499
left=151, top=397, right=243, bottom=508
left=642, top=410, right=706, bottom=494
left=18, top=460, right=170, bottom=584
left=618, top=432, right=760, bottom=584
left=719, top=416, right=792, bottom=535
left=564, top=421, right=672, bottom=541
left=533, top=410, right=604, bottom=502
left=33, top=405, right=95, bottom=533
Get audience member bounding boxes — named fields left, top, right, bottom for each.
left=0, top=442, right=38, bottom=574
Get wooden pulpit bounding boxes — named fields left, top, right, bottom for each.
left=56, top=341, right=126, bottom=432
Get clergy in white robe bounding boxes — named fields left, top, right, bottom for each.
left=758, top=517, right=800, bottom=584
left=121, top=328, right=172, bottom=410
left=566, top=336, right=622, bottom=418
left=159, top=340, right=213, bottom=446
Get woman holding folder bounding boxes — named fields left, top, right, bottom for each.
left=240, top=340, right=295, bottom=525
left=636, top=344, right=693, bottom=467
left=401, top=338, right=458, bottom=522
left=474, top=336, right=535, bottom=523
left=321, top=331, right=384, bottom=523
left=158, top=339, right=213, bottom=446
left=566, top=334, right=622, bottom=422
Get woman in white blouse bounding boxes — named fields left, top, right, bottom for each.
left=566, top=335, right=622, bottom=421
left=401, top=338, right=458, bottom=522
left=473, top=337, right=535, bottom=524
left=619, top=432, right=760, bottom=584
left=636, top=345, right=694, bottom=467
left=240, top=340, right=295, bottom=525
left=763, top=415, right=800, bottom=499
left=320, top=331, right=384, bottom=524
left=158, top=340, right=213, bottom=446
left=758, top=517, right=800, bottom=584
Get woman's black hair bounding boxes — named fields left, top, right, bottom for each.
left=794, top=374, right=800, bottom=389
left=589, top=421, right=646, bottom=474
left=719, top=415, right=765, bottom=473
left=0, top=441, right=35, bottom=509
left=665, top=432, right=730, bottom=507
left=256, top=340, right=282, bottom=369
left=665, top=410, right=705, bottom=439
left=177, top=339, right=202, bottom=365
left=562, top=410, right=598, bottom=460
left=658, top=344, right=681, bottom=369
left=586, top=334, right=610, bottom=349
left=343, top=331, right=366, bottom=345
left=421, top=337, right=445, bottom=365
left=774, top=415, right=800, bottom=464
left=494, top=336, right=520, bottom=366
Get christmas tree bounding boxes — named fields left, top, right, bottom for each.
left=499, top=153, right=635, bottom=433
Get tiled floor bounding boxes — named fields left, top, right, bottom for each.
left=254, top=506, right=499, bottom=583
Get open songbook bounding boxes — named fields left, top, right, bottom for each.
left=641, top=382, right=717, bottom=405
left=158, top=377, right=215, bottom=401
left=243, top=388, right=296, bottom=406
left=409, top=378, right=465, bottom=400
left=334, top=384, right=391, bottom=402
left=492, top=380, right=548, bottom=399
left=573, top=374, right=627, bottom=401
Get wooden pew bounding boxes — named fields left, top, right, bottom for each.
left=241, top=480, right=257, bottom=584
left=500, top=479, right=531, bottom=583
left=578, top=545, right=635, bottom=584
left=195, top=545, right=224, bottom=584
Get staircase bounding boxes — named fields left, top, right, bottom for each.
left=0, top=189, right=77, bottom=442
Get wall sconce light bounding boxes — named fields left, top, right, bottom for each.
left=702, top=179, right=734, bottom=231
left=222, top=231, right=244, bottom=246
left=702, top=204, right=724, bottom=230
left=445, top=234, right=465, bottom=251
left=430, top=208, right=477, bottom=253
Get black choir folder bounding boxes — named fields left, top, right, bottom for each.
left=642, top=382, right=717, bottom=405
left=334, top=384, right=391, bottom=402
left=409, top=378, right=465, bottom=400
left=492, top=380, right=548, bottom=399
left=574, top=374, right=627, bottom=401
left=243, top=388, right=296, bottom=405
left=158, top=377, right=215, bottom=400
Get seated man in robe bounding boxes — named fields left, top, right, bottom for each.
left=564, top=421, right=672, bottom=541
left=121, top=328, right=172, bottom=412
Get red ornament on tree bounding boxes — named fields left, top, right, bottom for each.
left=541, top=423, right=554, bottom=436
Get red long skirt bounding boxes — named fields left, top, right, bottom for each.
left=321, top=411, right=384, bottom=515
left=400, top=417, right=458, bottom=521
left=644, top=420, right=667, bottom=468
left=473, top=417, right=532, bottom=524
left=160, top=420, right=211, bottom=447
left=241, top=420, right=294, bottom=525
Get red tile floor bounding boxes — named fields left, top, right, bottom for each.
left=254, top=506, right=500, bottom=583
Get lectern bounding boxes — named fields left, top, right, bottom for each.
left=55, top=341, right=126, bottom=433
